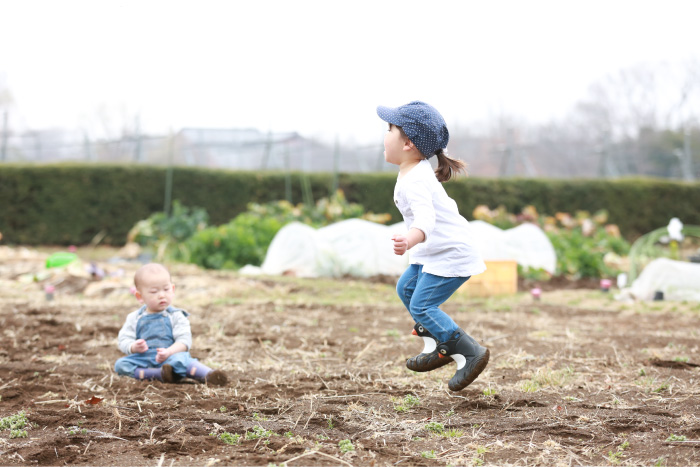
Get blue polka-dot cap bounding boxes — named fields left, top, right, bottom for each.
left=376, top=100, right=449, bottom=158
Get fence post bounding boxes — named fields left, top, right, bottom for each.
left=164, top=131, right=175, bottom=216
left=682, top=124, right=695, bottom=181
left=83, top=132, right=93, bottom=161
left=0, top=110, right=7, bottom=161
left=330, top=134, right=339, bottom=195
left=33, top=131, right=41, bottom=162
left=261, top=130, right=272, bottom=170
left=284, top=141, right=292, bottom=202
left=133, top=115, right=142, bottom=163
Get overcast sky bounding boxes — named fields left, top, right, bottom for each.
left=1, top=0, right=699, bottom=144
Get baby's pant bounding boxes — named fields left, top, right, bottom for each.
left=114, top=350, right=194, bottom=378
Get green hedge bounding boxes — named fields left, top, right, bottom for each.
left=1, top=163, right=699, bottom=245
left=445, top=177, right=700, bottom=240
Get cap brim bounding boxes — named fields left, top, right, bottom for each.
left=376, top=105, right=401, bottom=126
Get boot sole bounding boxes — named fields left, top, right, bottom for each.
left=406, top=352, right=453, bottom=372
left=448, top=348, right=490, bottom=392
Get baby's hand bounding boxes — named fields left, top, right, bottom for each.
left=131, top=339, right=148, bottom=353
left=392, top=234, right=408, bottom=256
left=156, top=347, right=171, bottom=363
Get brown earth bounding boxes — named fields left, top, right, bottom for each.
left=2, top=246, right=700, bottom=466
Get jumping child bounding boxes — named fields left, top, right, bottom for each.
left=377, top=100, right=489, bottom=391
left=114, top=263, right=228, bottom=386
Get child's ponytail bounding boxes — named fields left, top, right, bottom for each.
left=434, top=149, right=467, bottom=182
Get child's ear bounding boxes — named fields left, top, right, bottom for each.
left=403, top=138, right=416, bottom=151
left=134, top=290, right=144, bottom=303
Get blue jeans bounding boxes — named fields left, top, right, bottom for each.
left=114, top=350, right=194, bottom=378
left=396, top=264, right=469, bottom=343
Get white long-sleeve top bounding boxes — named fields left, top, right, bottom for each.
left=394, top=159, right=486, bottom=278
left=117, top=305, right=192, bottom=355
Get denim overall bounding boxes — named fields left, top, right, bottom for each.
left=114, top=310, right=194, bottom=378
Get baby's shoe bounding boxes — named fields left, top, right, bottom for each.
left=161, top=364, right=174, bottom=383
left=406, top=322, right=453, bottom=372
left=436, top=328, right=489, bottom=391
left=133, top=366, right=173, bottom=382
left=186, top=361, right=228, bottom=386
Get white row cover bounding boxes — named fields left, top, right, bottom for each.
left=240, top=218, right=557, bottom=278
left=468, top=220, right=556, bottom=274
left=620, top=258, right=700, bottom=302
left=240, top=219, right=408, bottom=278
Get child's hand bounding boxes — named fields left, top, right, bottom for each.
left=392, top=234, right=408, bottom=256
left=155, top=347, right=171, bottom=363
left=131, top=339, right=148, bottom=353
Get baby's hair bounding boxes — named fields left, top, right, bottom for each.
left=134, top=263, right=171, bottom=289
left=390, top=123, right=467, bottom=182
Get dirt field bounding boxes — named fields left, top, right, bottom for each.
left=2, top=246, right=700, bottom=466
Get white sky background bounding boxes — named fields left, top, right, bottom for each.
left=1, top=0, right=699, bottom=145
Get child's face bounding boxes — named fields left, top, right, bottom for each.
left=135, top=270, right=175, bottom=313
left=383, top=124, right=410, bottom=165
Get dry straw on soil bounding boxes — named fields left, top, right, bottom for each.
left=1, top=246, right=700, bottom=466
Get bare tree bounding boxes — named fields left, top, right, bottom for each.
left=664, top=59, right=700, bottom=180
left=0, top=74, right=14, bottom=161
left=566, top=62, right=700, bottom=179
left=79, top=103, right=144, bottom=163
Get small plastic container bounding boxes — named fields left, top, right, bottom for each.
left=45, top=252, right=78, bottom=269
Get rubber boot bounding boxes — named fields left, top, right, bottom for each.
left=436, top=328, right=490, bottom=391
left=186, top=361, right=228, bottom=386
left=406, top=323, right=453, bottom=372
left=133, top=364, right=174, bottom=383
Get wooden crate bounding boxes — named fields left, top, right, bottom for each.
left=457, top=260, right=518, bottom=297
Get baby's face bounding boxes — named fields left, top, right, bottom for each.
left=137, top=270, right=174, bottom=312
